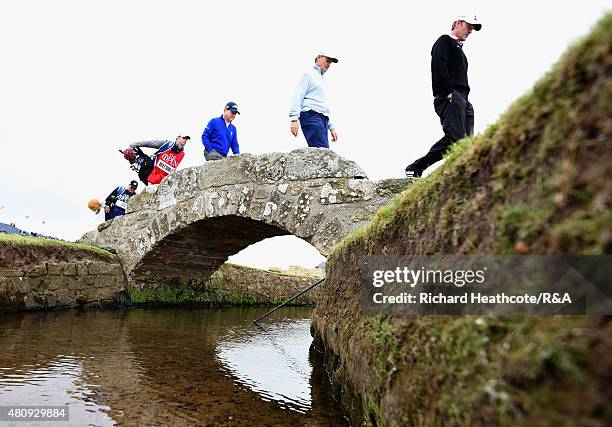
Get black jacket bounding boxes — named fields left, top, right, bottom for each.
left=431, top=35, right=469, bottom=97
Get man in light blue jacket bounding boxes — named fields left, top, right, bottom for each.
left=289, top=53, right=339, bottom=148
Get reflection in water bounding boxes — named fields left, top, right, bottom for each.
left=0, top=307, right=346, bottom=426
left=0, top=355, right=114, bottom=425
left=217, top=319, right=313, bottom=412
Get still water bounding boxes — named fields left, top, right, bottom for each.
left=0, top=307, right=347, bottom=426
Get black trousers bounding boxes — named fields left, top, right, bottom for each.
left=409, top=90, right=474, bottom=173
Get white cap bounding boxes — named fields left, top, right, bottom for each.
left=455, top=15, right=482, bottom=31
left=318, top=52, right=338, bottom=63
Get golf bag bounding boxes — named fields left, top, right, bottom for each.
left=123, top=146, right=154, bottom=186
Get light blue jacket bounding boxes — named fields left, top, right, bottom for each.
left=289, top=65, right=334, bottom=129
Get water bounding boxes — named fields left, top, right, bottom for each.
left=0, top=307, right=347, bottom=426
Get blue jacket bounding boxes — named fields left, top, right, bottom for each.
left=201, top=116, right=239, bottom=156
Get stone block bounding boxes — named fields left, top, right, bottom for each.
left=54, top=289, right=73, bottom=305
left=0, top=269, right=23, bottom=277
left=375, top=178, right=411, bottom=196
left=94, top=275, right=113, bottom=289
left=85, top=288, right=115, bottom=302
left=30, top=264, right=48, bottom=277
left=110, top=279, right=123, bottom=290
left=10, top=277, right=30, bottom=293
left=110, top=265, right=124, bottom=277
left=98, top=220, right=113, bottom=232
left=28, top=278, right=43, bottom=290
left=47, top=263, right=62, bottom=275
left=87, top=263, right=103, bottom=275
left=44, top=276, right=64, bottom=291
left=67, top=278, right=83, bottom=290
left=77, top=263, right=88, bottom=276
left=136, top=212, right=153, bottom=223
left=78, top=230, right=98, bottom=244
left=253, top=188, right=270, bottom=200
left=75, top=291, right=89, bottom=304
left=62, top=263, right=77, bottom=276
left=127, top=190, right=155, bottom=213
left=284, top=148, right=367, bottom=180
left=99, top=263, right=113, bottom=275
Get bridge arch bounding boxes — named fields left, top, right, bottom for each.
left=81, top=148, right=408, bottom=286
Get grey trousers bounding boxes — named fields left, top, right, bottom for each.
left=204, top=149, right=224, bottom=161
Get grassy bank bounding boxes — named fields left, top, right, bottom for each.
left=313, top=13, right=611, bottom=426
left=0, top=234, right=112, bottom=256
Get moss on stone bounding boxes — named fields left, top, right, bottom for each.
left=128, top=285, right=291, bottom=306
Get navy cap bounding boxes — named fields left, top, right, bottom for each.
left=129, top=180, right=138, bottom=189
left=225, top=102, right=240, bottom=114
left=318, top=52, right=339, bottom=63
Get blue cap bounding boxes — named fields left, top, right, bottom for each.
left=225, top=102, right=240, bottom=114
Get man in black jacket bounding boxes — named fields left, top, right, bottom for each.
left=405, top=15, right=482, bottom=178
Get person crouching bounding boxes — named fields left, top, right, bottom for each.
left=104, top=180, right=138, bottom=221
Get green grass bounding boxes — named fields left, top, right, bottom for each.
left=367, top=316, right=401, bottom=381
left=128, top=285, right=289, bottom=306
left=0, top=233, right=113, bottom=256
left=224, top=262, right=323, bottom=278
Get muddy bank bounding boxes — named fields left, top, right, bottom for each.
left=312, top=14, right=611, bottom=426
left=0, top=235, right=124, bottom=313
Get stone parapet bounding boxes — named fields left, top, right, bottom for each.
left=0, top=239, right=124, bottom=313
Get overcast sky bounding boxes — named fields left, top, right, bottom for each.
left=1, top=1, right=609, bottom=269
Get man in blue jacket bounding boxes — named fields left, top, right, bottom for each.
left=201, top=102, right=240, bottom=161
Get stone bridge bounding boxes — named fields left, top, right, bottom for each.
left=80, top=149, right=408, bottom=286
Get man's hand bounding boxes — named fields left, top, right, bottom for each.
left=104, top=206, right=110, bottom=214
left=290, top=121, right=299, bottom=137
left=330, top=128, right=338, bottom=142
left=447, top=92, right=453, bottom=99
left=123, top=147, right=137, bottom=164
